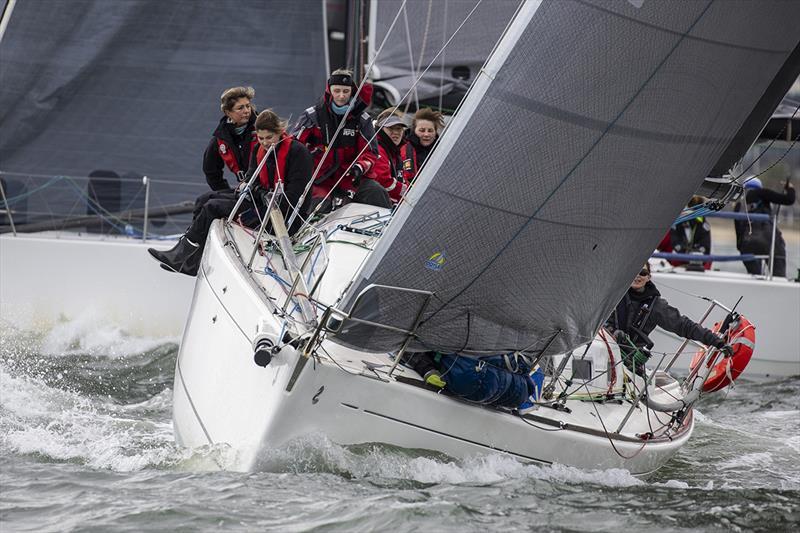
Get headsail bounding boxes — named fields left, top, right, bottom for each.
left=333, top=0, right=800, bottom=356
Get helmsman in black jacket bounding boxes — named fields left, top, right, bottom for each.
left=605, top=263, right=730, bottom=373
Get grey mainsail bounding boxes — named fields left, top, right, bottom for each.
left=332, top=0, right=800, bottom=356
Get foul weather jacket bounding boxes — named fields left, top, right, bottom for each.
left=605, top=281, right=722, bottom=349
left=292, top=84, right=378, bottom=197
left=202, top=114, right=258, bottom=191
left=401, top=132, right=436, bottom=182
left=246, top=136, right=313, bottom=234
left=373, top=130, right=408, bottom=203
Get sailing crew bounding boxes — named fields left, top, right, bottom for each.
left=292, top=69, right=389, bottom=211
left=605, top=263, right=732, bottom=374
left=733, top=177, right=796, bottom=277
left=669, top=195, right=712, bottom=271
left=401, top=107, right=445, bottom=182
left=202, top=86, right=258, bottom=192
left=372, top=109, right=409, bottom=204
left=148, top=109, right=312, bottom=275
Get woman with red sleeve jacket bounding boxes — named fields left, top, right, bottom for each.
left=372, top=109, right=409, bottom=204
left=292, top=69, right=390, bottom=210
left=202, top=86, right=259, bottom=192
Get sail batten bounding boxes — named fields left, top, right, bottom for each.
left=333, top=0, right=800, bottom=356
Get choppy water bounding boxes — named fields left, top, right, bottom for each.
left=1, top=318, right=798, bottom=532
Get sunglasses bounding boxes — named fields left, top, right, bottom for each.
left=639, top=269, right=651, bottom=277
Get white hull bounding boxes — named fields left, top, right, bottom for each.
left=0, top=232, right=194, bottom=337
left=174, top=212, right=694, bottom=475
left=650, top=269, right=799, bottom=377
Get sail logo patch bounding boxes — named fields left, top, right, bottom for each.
left=425, top=251, right=446, bottom=271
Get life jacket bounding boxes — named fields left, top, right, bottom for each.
left=611, top=287, right=659, bottom=348
left=256, top=134, right=292, bottom=189
left=378, top=132, right=405, bottom=182
left=401, top=142, right=419, bottom=180
left=218, top=131, right=258, bottom=179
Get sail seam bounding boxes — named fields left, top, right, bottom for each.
left=574, top=0, right=790, bottom=55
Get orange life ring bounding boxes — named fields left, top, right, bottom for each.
left=689, top=316, right=755, bottom=392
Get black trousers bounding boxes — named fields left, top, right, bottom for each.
left=186, top=189, right=248, bottom=245
left=312, top=179, right=393, bottom=215
left=742, top=230, right=787, bottom=277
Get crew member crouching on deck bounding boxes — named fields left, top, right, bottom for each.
left=605, top=263, right=732, bottom=374
left=147, top=109, right=312, bottom=276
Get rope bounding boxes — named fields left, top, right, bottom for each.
left=735, top=101, right=800, bottom=181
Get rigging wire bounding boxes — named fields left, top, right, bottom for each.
left=734, top=101, right=800, bottom=182
left=296, top=0, right=487, bottom=235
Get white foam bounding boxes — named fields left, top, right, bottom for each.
left=717, top=452, right=773, bottom=470
left=38, top=310, right=177, bottom=357
left=0, top=367, right=180, bottom=472
left=760, top=410, right=800, bottom=420
left=257, top=434, right=645, bottom=487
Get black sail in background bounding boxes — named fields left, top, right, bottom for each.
left=370, top=0, right=521, bottom=106
left=332, top=0, right=800, bottom=356
left=0, top=0, right=326, bottom=206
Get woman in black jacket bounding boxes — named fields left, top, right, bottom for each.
left=148, top=109, right=312, bottom=276
left=202, top=86, right=258, bottom=192
left=606, top=264, right=729, bottom=373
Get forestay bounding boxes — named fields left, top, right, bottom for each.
left=334, top=0, right=800, bottom=356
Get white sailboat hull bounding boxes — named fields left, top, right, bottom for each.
left=0, top=232, right=193, bottom=337
left=173, top=220, right=693, bottom=475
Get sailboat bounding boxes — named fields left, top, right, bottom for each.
left=172, top=0, right=800, bottom=473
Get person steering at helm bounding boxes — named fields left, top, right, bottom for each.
left=605, top=263, right=733, bottom=374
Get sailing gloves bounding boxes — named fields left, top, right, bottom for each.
left=712, top=336, right=734, bottom=357
left=349, top=164, right=365, bottom=187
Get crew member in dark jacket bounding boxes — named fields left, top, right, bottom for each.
left=669, top=195, right=712, bottom=271
left=605, top=263, right=730, bottom=373
left=734, top=177, right=796, bottom=277
left=401, top=107, right=445, bottom=182
left=292, top=69, right=388, bottom=210
left=148, top=109, right=312, bottom=276
left=202, top=86, right=258, bottom=192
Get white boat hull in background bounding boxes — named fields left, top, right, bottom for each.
left=0, top=233, right=194, bottom=337
left=650, top=269, right=799, bottom=377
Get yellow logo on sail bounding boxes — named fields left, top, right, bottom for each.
left=425, top=251, right=446, bottom=271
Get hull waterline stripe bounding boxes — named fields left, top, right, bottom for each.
left=359, top=408, right=551, bottom=465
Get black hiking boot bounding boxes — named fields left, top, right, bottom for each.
left=149, top=236, right=202, bottom=276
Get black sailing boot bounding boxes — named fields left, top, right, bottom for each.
left=151, top=236, right=202, bottom=276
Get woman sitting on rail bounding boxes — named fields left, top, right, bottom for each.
left=147, top=109, right=313, bottom=276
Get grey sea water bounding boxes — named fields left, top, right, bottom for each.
left=1, top=319, right=798, bottom=532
